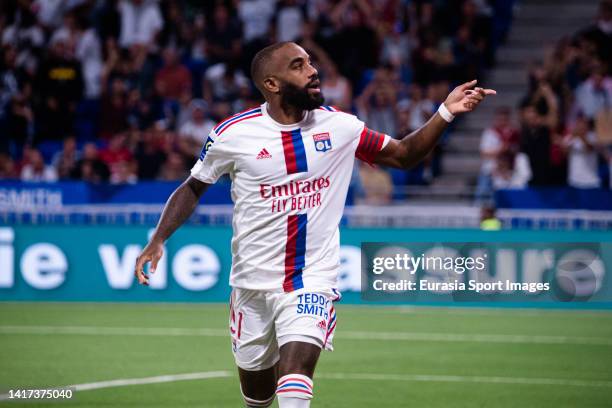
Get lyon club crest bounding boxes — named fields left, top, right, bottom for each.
left=313, top=133, right=332, bottom=152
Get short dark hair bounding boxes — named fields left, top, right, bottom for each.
left=250, top=41, right=293, bottom=93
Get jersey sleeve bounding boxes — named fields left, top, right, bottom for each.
left=347, top=114, right=391, bottom=165
left=190, top=130, right=234, bottom=184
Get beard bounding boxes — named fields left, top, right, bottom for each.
left=280, top=80, right=325, bottom=111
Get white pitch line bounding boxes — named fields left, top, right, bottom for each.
left=317, top=372, right=612, bottom=388
left=73, top=371, right=233, bottom=391
left=1, top=369, right=610, bottom=402
left=1, top=325, right=612, bottom=346
left=0, top=325, right=227, bottom=337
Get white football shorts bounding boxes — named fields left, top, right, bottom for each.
left=228, top=287, right=341, bottom=371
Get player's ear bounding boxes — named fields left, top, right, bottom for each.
left=263, top=76, right=280, bottom=94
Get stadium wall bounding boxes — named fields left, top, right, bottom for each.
left=1, top=226, right=610, bottom=308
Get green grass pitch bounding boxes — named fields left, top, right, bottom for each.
left=0, top=303, right=611, bottom=407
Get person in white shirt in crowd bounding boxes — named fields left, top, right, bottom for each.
left=2, top=7, right=45, bottom=76
left=118, top=0, right=163, bottom=50
left=20, top=148, right=58, bottom=182
left=572, top=64, right=612, bottom=121
left=275, top=0, right=307, bottom=43
left=178, top=100, right=215, bottom=158
left=475, top=106, right=519, bottom=200
left=563, top=115, right=602, bottom=188
left=238, top=0, right=276, bottom=43
left=320, top=61, right=352, bottom=112
left=492, top=151, right=532, bottom=189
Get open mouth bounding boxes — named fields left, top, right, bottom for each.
left=307, top=81, right=321, bottom=92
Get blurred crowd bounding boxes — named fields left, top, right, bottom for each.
left=477, top=0, right=612, bottom=200
left=0, top=0, right=512, bottom=201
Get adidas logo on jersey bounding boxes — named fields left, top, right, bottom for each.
left=256, top=148, right=272, bottom=159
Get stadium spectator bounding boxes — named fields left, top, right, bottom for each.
left=519, top=103, right=560, bottom=187
left=476, top=106, right=519, bottom=198
left=355, top=65, right=398, bottom=137
left=110, top=158, right=137, bottom=184
left=52, top=136, right=81, bottom=180
left=20, top=147, right=58, bottom=182
left=1, top=3, right=45, bottom=75
left=118, top=0, right=163, bottom=50
left=400, top=84, right=435, bottom=133
left=74, top=16, right=104, bottom=99
left=100, top=133, right=133, bottom=178
left=579, top=0, right=612, bottom=66
left=33, top=0, right=72, bottom=30
left=238, top=0, right=275, bottom=43
left=1, top=78, right=35, bottom=154
left=491, top=151, right=531, bottom=190
left=275, top=0, right=307, bottom=43
left=320, top=60, right=352, bottom=112
left=357, top=163, right=393, bottom=205
left=178, top=100, right=215, bottom=158
left=155, top=46, right=192, bottom=102
left=35, top=36, right=83, bottom=141
left=71, top=142, right=109, bottom=183
left=452, top=23, right=483, bottom=83
left=158, top=151, right=188, bottom=181
left=479, top=205, right=501, bottom=230
left=572, top=63, right=612, bottom=121
left=135, top=130, right=166, bottom=179
left=328, top=1, right=379, bottom=86
left=204, top=4, right=242, bottom=65
left=454, top=0, right=493, bottom=66
left=202, top=61, right=250, bottom=117
left=563, top=115, right=602, bottom=188
left=0, top=152, right=18, bottom=178
left=411, top=27, right=454, bottom=86
left=99, top=78, right=129, bottom=139
left=380, top=22, right=414, bottom=77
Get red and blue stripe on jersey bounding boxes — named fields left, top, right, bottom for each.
left=213, top=107, right=262, bottom=136
left=281, top=128, right=309, bottom=292
left=281, top=129, right=308, bottom=174
left=283, top=213, right=307, bottom=292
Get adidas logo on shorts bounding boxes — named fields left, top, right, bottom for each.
left=317, top=320, right=327, bottom=329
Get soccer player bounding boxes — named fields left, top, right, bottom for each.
left=134, top=42, right=495, bottom=407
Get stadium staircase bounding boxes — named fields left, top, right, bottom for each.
left=409, top=0, right=599, bottom=205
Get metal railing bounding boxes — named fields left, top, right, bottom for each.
left=2, top=204, right=611, bottom=230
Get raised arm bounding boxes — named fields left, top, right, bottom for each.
left=134, top=176, right=210, bottom=285
left=375, top=80, right=496, bottom=169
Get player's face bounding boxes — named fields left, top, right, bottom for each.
left=276, top=45, right=324, bottom=110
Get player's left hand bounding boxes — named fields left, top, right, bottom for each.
left=444, top=79, right=497, bottom=115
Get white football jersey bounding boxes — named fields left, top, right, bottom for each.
left=190, top=102, right=390, bottom=291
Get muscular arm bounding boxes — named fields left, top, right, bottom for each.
left=149, top=176, right=210, bottom=244
left=135, top=176, right=209, bottom=285
left=374, top=80, right=496, bottom=169
left=376, top=112, right=449, bottom=168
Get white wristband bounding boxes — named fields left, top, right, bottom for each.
left=437, top=103, right=455, bottom=123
